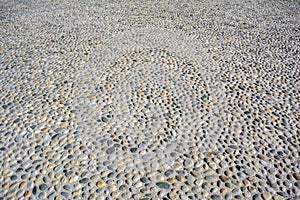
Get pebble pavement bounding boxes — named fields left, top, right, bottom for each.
left=0, top=0, right=299, bottom=199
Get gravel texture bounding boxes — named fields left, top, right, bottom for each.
left=0, top=0, right=299, bottom=199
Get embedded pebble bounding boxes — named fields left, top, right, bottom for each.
left=106, top=147, right=115, bottom=154
left=156, top=182, right=171, bottom=190
left=96, top=180, right=106, bottom=188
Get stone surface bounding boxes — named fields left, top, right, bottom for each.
left=0, top=0, right=299, bottom=200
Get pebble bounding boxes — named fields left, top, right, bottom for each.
left=63, top=184, right=72, bottom=191
left=156, top=182, right=171, bottom=190
left=183, top=159, right=193, bottom=168
left=96, top=180, right=106, bottom=188
left=253, top=194, right=261, bottom=200
left=164, top=169, right=174, bottom=177
left=293, top=173, right=300, bottom=181
left=130, top=147, right=138, bottom=153
left=54, top=165, right=63, bottom=172
left=39, top=191, right=47, bottom=199
left=167, top=177, right=176, bottom=183
left=111, top=191, right=120, bottom=198
left=19, top=182, right=27, bottom=189
left=69, top=175, right=79, bottom=183
left=79, top=178, right=89, bottom=184
left=73, top=190, right=81, bottom=196
left=32, top=186, right=38, bottom=195
left=101, top=117, right=108, bottom=122
left=140, top=177, right=149, bottom=183
left=191, top=171, right=201, bottom=178
left=211, top=194, right=221, bottom=200
left=106, top=147, right=115, bottom=154
left=61, top=191, right=71, bottom=199
left=24, top=190, right=31, bottom=198
left=225, top=193, right=232, bottom=200
left=262, top=193, right=272, bottom=200
left=39, top=184, right=48, bottom=191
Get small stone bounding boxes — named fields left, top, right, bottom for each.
left=13, top=118, right=20, bottom=123
left=79, top=178, right=89, bottom=184
left=101, top=117, right=108, bottom=122
left=39, top=191, right=47, bottom=199
left=204, top=175, right=218, bottom=181
left=60, top=122, right=68, bottom=128
left=258, top=154, right=268, bottom=160
left=32, top=186, right=38, bottom=195
left=2, top=170, right=11, bottom=176
left=19, top=181, right=26, bottom=189
left=39, top=184, right=48, bottom=191
left=24, top=190, right=31, bottom=198
left=167, top=177, right=176, bottom=183
left=73, top=190, right=81, bottom=196
left=134, top=182, right=143, bottom=188
left=130, top=147, right=138, bottom=153
left=211, top=194, right=221, bottom=200
left=108, top=184, right=117, bottom=192
left=157, top=174, right=165, bottom=181
left=220, top=175, right=230, bottom=182
left=190, top=171, right=201, bottom=178
left=293, top=173, right=300, bottom=180
left=240, top=96, right=246, bottom=102
left=262, top=193, right=272, bottom=200
left=156, top=182, right=171, bottom=190
left=52, top=180, right=59, bottom=185
left=64, top=144, right=72, bottom=150
left=61, top=191, right=71, bottom=199
left=164, top=169, right=174, bottom=177
left=15, top=136, right=22, bottom=143
left=63, top=184, right=72, bottom=191
left=220, top=187, right=227, bottom=195
left=225, top=193, right=232, bottom=200
left=228, top=145, right=238, bottom=149
left=11, top=175, right=17, bottom=180
left=54, top=165, right=63, bottom=172
left=96, top=180, right=106, bottom=188
left=244, top=111, right=251, bottom=115
left=69, top=176, right=79, bottom=183
left=201, top=95, right=208, bottom=100
left=140, top=177, right=149, bottom=183
left=253, top=194, right=261, bottom=200
left=238, top=85, right=245, bottom=90
left=242, top=178, right=251, bottom=185
left=273, top=195, right=284, bottom=200
left=40, top=169, right=47, bottom=174
left=41, top=127, right=49, bottom=132
left=111, top=191, right=120, bottom=198
left=106, top=147, right=115, bottom=154
left=176, top=175, right=185, bottom=182
left=183, top=159, right=193, bottom=168
left=51, top=134, right=60, bottom=140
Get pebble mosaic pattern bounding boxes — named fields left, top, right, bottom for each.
left=0, top=0, right=299, bottom=200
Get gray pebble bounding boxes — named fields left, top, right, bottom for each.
left=61, top=191, right=71, bottom=199
left=156, top=182, right=171, bottom=190
left=106, top=147, right=115, bottom=154
left=211, top=194, right=221, bottom=200
left=164, top=169, right=174, bottom=177
left=39, top=184, right=48, bottom=191
left=79, top=178, right=89, bottom=184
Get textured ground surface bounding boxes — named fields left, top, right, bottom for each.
left=0, top=0, right=299, bottom=199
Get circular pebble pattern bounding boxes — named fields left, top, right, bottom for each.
left=0, top=0, right=299, bottom=200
